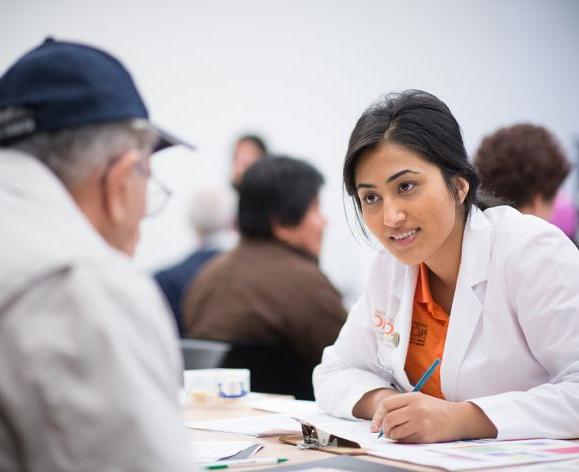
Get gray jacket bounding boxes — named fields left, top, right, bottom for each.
left=0, top=150, right=194, bottom=471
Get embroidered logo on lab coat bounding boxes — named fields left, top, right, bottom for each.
left=373, top=309, right=399, bottom=349
left=373, top=309, right=394, bottom=335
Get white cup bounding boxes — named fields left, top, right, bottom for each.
left=183, top=368, right=250, bottom=407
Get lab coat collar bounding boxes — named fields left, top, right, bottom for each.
left=391, top=206, right=491, bottom=299
left=459, top=206, right=491, bottom=288
left=442, top=206, right=491, bottom=400
left=387, top=207, right=492, bottom=395
left=392, top=263, right=409, bottom=302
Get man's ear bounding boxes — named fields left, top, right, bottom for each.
left=102, top=150, right=141, bottom=224
left=271, top=218, right=293, bottom=246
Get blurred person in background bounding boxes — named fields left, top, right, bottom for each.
left=155, top=185, right=237, bottom=336
left=156, top=133, right=268, bottom=335
left=230, top=134, right=268, bottom=188
left=550, top=191, right=578, bottom=241
left=474, top=123, right=571, bottom=222
left=0, top=39, right=195, bottom=470
left=183, top=156, right=347, bottom=399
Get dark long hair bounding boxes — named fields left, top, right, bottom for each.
left=343, top=90, right=484, bottom=236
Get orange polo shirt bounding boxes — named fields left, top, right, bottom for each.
left=404, top=263, right=449, bottom=399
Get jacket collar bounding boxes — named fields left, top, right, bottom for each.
left=239, top=236, right=320, bottom=265
left=0, top=149, right=118, bottom=257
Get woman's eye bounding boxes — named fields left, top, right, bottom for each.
left=362, top=193, right=380, bottom=205
left=398, top=182, right=416, bottom=193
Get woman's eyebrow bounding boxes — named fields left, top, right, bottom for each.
left=356, top=183, right=376, bottom=190
left=356, top=170, right=420, bottom=190
left=386, top=169, right=419, bottom=183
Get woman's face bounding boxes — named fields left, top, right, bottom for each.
left=354, top=143, right=468, bottom=267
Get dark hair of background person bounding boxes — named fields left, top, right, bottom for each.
left=474, top=124, right=571, bottom=208
left=238, top=155, right=324, bottom=238
left=237, top=134, right=268, bottom=155
left=343, top=89, right=488, bottom=238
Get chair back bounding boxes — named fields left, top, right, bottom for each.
left=180, top=338, right=231, bottom=369
left=220, top=343, right=315, bottom=400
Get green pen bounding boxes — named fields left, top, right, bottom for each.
left=202, top=457, right=288, bottom=469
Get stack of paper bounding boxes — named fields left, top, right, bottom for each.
left=186, top=413, right=301, bottom=437
left=249, top=398, right=323, bottom=416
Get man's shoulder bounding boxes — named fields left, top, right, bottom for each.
left=156, top=248, right=220, bottom=283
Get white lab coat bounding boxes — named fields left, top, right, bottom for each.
left=313, top=205, right=579, bottom=440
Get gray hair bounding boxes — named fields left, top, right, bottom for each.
left=189, top=185, right=236, bottom=237
left=7, top=119, right=158, bottom=188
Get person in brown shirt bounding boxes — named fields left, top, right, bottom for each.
left=183, top=156, right=347, bottom=397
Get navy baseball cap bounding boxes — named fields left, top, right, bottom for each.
left=0, top=38, right=195, bottom=152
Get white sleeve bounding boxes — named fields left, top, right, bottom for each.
left=313, top=290, right=396, bottom=419
left=0, top=265, right=195, bottom=471
left=470, top=226, right=579, bottom=440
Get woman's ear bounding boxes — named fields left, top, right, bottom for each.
left=454, top=176, right=470, bottom=204
left=102, top=150, right=141, bottom=224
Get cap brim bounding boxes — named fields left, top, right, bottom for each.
left=153, top=126, right=196, bottom=153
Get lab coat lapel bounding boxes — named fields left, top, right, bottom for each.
left=391, top=264, right=418, bottom=391
left=442, top=208, right=490, bottom=401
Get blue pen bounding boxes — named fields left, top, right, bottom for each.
left=377, top=358, right=441, bottom=439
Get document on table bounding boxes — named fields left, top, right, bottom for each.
left=293, top=413, right=579, bottom=470
left=249, top=398, right=323, bottom=416
left=186, top=413, right=301, bottom=437
left=407, top=439, right=579, bottom=471
left=507, top=458, right=579, bottom=471
left=189, top=440, right=260, bottom=462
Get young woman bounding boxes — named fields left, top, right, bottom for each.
left=313, top=90, right=579, bottom=443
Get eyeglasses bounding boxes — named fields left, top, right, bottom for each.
left=144, top=174, right=172, bottom=217
left=134, top=159, right=172, bottom=217
left=101, top=154, right=173, bottom=218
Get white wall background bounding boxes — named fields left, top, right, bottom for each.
left=2, top=0, right=578, bottom=304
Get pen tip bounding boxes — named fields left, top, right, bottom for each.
left=279, top=458, right=289, bottom=463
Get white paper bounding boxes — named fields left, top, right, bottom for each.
left=507, top=458, right=579, bottom=471
left=250, top=398, right=323, bottom=416
left=189, top=440, right=258, bottom=462
left=295, top=411, right=388, bottom=442
left=294, top=414, right=579, bottom=471
left=186, top=413, right=301, bottom=437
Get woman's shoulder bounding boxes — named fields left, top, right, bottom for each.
left=480, top=206, right=578, bottom=266
left=483, top=206, right=572, bottom=246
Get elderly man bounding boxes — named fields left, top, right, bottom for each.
left=0, top=39, right=195, bottom=471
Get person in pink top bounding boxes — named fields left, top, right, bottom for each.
left=550, top=191, right=577, bottom=240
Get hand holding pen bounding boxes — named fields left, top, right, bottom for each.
left=376, top=358, right=441, bottom=440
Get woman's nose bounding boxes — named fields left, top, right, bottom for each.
left=383, top=205, right=405, bottom=227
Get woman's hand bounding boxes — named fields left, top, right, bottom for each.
left=370, top=392, right=497, bottom=443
